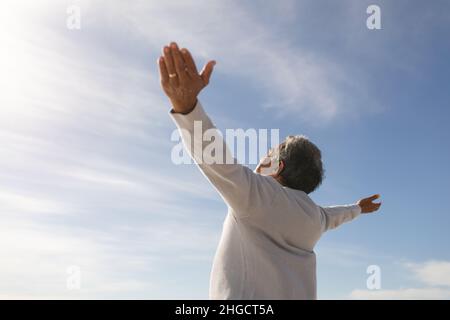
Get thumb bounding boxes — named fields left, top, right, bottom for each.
left=200, top=60, right=216, bottom=86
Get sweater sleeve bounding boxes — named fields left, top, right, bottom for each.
left=169, top=100, right=277, bottom=219
left=319, top=204, right=362, bottom=231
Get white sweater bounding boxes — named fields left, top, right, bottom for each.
left=170, top=101, right=361, bottom=300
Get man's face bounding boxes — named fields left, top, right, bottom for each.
left=255, top=143, right=284, bottom=176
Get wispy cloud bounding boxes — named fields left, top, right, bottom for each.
left=406, top=261, right=450, bottom=288
left=0, top=191, right=64, bottom=214
left=86, top=0, right=375, bottom=122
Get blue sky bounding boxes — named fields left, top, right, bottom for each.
left=1, top=0, right=450, bottom=299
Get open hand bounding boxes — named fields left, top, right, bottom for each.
left=357, top=194, right=382, bottom=214
left=157, top=42, right=216, bottom=114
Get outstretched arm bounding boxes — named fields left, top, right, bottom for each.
left=320, top=194, right=382, bottom=231
left=158, top=42, right=278, bottom=218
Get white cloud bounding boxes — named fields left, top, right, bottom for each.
left=0, top=210, right=218, bottom=298
left=0, top=191, right=65, bottom=215
left=406, top=261, right=450, bottom=287
left=0, top=219, right=155, bottom=298
left=349, top=260, right=450, bottom=300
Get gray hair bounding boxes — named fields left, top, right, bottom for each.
left=278, top=135, right=324, bottom=194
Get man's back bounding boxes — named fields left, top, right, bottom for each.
left=210, top=176, right=321, bottom=299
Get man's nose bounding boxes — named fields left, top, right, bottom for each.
left=259, top=155, right=272, bottom=166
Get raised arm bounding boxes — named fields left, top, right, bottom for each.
left=157, top=42, right=277, bottom=218
left=320, top=194, right=382, bottom=231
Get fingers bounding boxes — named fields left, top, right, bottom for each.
left=160, top=42, right=215, bottom=87
left=200, top=60, right=216, bottom=86
left=181, top=48, right=199, bottom=76
left=158, top=56, right=169, bottom=85
left=170, top=42, right=189, bottom=83
left=368, top=194, right=382, bottom=212
left=162, top=45, right=178, bottom=86
left=366, top=200, right=382, bottom=213
left=366, top=194, right=380, bottom=202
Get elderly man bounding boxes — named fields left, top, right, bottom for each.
left=157, top=42, right=382, bottom=300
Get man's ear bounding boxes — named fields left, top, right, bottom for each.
left=276, top=160, right=285, bottom=176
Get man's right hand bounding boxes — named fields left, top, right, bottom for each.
left=357, top=194, right=382, bottom=214
left=157, top=42, right=216, bottom=114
